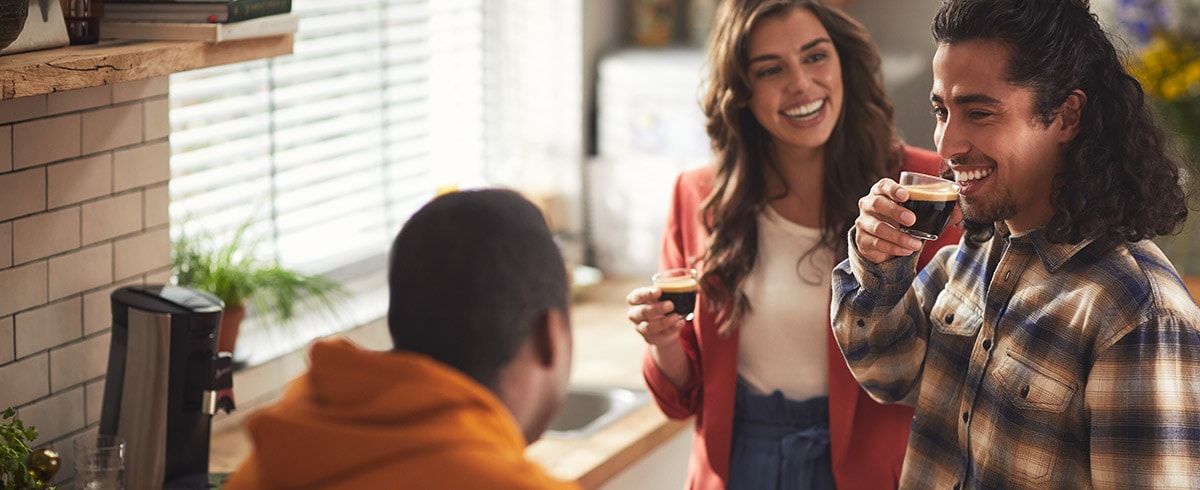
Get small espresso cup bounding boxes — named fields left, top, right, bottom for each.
left=898, top=171, right=960, bottom=241
left=652, top=268, right=698, bottom=321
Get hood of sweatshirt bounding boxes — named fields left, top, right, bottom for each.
left=231, top=337, right=532, bottom=488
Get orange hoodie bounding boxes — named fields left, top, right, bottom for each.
left=222, top=338, right=580, bottom=490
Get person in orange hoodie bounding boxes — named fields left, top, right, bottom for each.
left=223, top=188, right=579, bottom=490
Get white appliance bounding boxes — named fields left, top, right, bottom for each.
left=588, top=47, right=712, bottom=277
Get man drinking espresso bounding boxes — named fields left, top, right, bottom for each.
left=830, top=0, right=1200, bottom=487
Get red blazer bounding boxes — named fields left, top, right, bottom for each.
left=642, top=146, right=962, bottom=490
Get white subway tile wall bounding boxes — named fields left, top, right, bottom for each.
left=84, top=379, right=105, bottom=425
left=48, top=333, right=110, bottom=395
left=0, top=316, right=12, bottom=364
left=0, top=221, right=11, bottom=269
left=0, top=353, right=49, bottom=413
left=0, top=79, right=172, bottom=487
left=0, top=95, right=47, bottom=126
left=113, top=227, right=170, bottom=281
left=13, top=207, right=81, bottom=264
left=112, top=76, right=168, bottom=104
left=81, top=105, right=144, bottom=155
left=14, top=298, right=82, bottom=358
left=0, top=261, right=48, bottom=316
left=18, top=387, right=85, bottom=443
left=47, top=154, right=114, bottom=209
left=143, top=98, right=170, bottom=141
left=14, top=114, right=82, bottom=169
left=47, top=243, right=113, bottom=300
left=144, top=184, right=170, bottom=228
left=0, top=126, right=11, bottom=172
left=81, top=192, right=143, bottom=245
left=47, top=86, right=112, bottom=116
left=112, top=140, right=169, bottom=192
left=0, top=168, right=46, bottom=221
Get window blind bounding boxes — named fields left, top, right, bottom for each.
left=167, top=0, right=580, bottom=364
left=169, top=0, right=485, bottom=276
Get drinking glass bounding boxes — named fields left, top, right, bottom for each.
left=652, top=268, right=698, bottom=321
left=73, top=434, right=124, bottom=490
left=897, top=171, right=960, bottom=240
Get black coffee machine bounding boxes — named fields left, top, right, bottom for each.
left=102, top=285, right=235, bottom=490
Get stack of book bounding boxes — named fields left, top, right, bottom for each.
left=101, top=0, right=297, bottom=43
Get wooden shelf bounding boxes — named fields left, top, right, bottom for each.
left=0, top=34, right=294, bottom=100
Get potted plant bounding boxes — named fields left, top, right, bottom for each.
left=0, top=408, right=57, bottom=489
left=171, top=219, right=347, bottom=356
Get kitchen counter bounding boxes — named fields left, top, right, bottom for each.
left=527, top=276, right=691, bottom=487
left=208, top=275, right=691, bottom=488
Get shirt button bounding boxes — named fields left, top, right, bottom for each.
left=1004, top=270, right=1012, bottom=281
left=945, top=313, right=955, bottom=324
left=954, top=483, right=961, bottom=490
left=856, top=319, right=865, bottom=327
left=1021, top=385, right=1030, bottom=398
left=982, top=339, right=992, bottom=350
left=962, top=411, right=969, bottom=423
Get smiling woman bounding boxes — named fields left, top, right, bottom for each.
left=625, top=1, right=960, bottom=489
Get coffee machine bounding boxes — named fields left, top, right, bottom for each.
left=102, top=285, right=235, bottom=490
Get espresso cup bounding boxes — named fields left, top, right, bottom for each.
left=898, top=171, right=959, bottom=241
left=652, top=268, right=698, bottom=321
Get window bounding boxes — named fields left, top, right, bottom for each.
left=168, top=0, right=582, bottom=365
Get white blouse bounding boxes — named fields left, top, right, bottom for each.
left=736, top=204, right=836, bottom=402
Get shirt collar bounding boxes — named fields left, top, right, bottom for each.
left=994, top=221, right=1095, bottom=273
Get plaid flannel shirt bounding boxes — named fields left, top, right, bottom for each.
left=832, top=224, right=1200, bottom=489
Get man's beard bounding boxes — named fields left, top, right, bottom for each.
left=960, top=187, right=1018, bottom=225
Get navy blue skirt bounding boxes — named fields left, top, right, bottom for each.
left=727, top=382, right=836, bottom=490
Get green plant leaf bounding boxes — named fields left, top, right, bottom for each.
left=0, top=407, right=47, bottom=490
left=171, top=217, right=348, bottom=329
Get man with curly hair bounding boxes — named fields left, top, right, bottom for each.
left=831, top=0, right=1200, bottom=487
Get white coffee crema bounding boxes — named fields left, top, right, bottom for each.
left=903, top=182, right=959, bottom=201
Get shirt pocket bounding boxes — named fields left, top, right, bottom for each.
left=930, top=289, right=983, bottom=337
left=993, top=351, right=1077, bottom=412
left=923, top=291, right=983, bottom=410
left=988, top=350, right=1079, bottom=484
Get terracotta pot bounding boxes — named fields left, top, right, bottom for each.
left=218, top=305, right=246, bottom=354
left=0, top=0, right=29, bottom=51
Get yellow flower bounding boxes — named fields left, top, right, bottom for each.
left=1130, top=32, right=1200, bottom=102
left=1185, top=60, right=1200, bottom=91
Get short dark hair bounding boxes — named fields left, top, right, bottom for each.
left=386, top=189, right=569, bottom=389
left=933, top=0, right=1189, bottom=244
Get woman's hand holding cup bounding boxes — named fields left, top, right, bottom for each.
left=627, top=268, right=697, bottom=346
left=626, top=286, right=687, bottom=346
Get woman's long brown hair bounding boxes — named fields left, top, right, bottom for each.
left=699, top=0, right=899, bottom=336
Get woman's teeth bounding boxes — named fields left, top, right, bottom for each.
left=784, top=100, right=824, bottom=120
left=954, top=168, right=992, bottom=183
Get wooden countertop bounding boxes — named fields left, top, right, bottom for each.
left=526, top=276, right=690, bottom=487
left=0, top=35, right=294, bottom=100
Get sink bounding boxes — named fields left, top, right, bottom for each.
left=544, top=385, right=651, bottom=439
